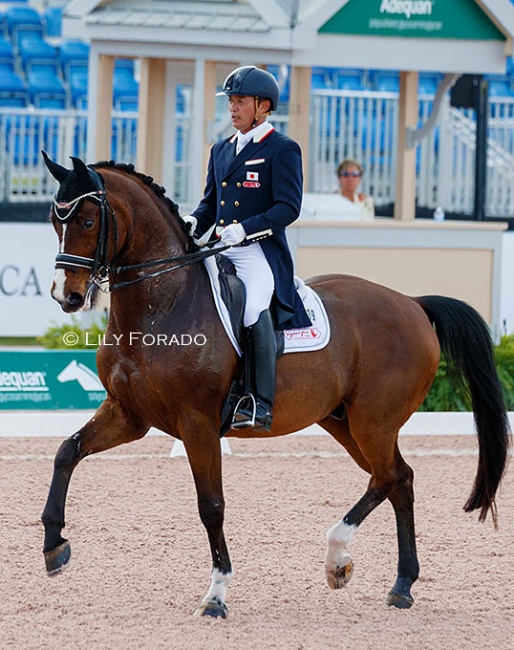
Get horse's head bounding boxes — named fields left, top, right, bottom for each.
left=43, top=151, right=117, bottom=313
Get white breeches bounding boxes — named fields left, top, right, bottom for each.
left=222, top=243, right=275, bottom=327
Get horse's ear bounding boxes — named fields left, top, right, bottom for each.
left=41, top=150, right=69, bottom=182
left=70, top=156, right=92, bottom=186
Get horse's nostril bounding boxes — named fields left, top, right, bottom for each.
left=68, top=292, right=83, bottom=306
left=62, top=292, right=84, bottom=312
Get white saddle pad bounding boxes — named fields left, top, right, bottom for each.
left=203, top=257, right=330, bottom=357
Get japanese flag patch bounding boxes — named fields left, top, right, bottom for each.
left=246, top=171, right=259, bottom=181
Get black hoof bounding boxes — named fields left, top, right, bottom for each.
left=44, top=540, right=71, bottom=576
left=386, top=590, right=414, bottom=609
left=194, top=598, right=229, bottom=619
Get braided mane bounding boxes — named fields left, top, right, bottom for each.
left=92, top=160, right=191, bottom=239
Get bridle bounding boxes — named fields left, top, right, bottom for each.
left=54, top=167, right=117, bottom=286
left=52, top=166, right=236, bottom=292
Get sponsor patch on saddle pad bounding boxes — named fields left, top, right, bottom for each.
left=203, top=257, right=330, bottom=356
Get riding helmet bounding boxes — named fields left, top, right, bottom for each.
left=217, top=66, right=280, bottom=111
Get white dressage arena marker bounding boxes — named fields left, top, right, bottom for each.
left=170, top=438, right=232, bottom=458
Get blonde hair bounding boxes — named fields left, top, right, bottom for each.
left=337, top=159, right=364, bottom=176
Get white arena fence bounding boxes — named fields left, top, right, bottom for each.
left=1, top=91, right=514, bottom=217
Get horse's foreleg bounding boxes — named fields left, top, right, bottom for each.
left=182, top=423, right=232, bottom=619
left=41, top=398, right=147, bottom=575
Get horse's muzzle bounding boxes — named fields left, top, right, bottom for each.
left=57, top=291, right=85, bottom=313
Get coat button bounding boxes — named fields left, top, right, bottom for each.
left=233, top=219, right=238, bottom=224
left=234, top=201, right=240, bottom=207
left=222, top=181, right=227, bottom=188
left=237, top=182, right=241, bottom=188
left=219, top=219, right=225, bottom=225
left=220, top=200, right=225, bottom=206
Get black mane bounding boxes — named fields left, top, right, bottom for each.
left=92, top=160, right=191, bottom=239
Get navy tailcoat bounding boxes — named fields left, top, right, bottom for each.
left=192, top=126, right=311, bottom=330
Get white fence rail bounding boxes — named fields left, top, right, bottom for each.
left=1, top=93, right=514, bottom=217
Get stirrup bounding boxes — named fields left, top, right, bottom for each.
left=231, top=394, right=257, bottom=429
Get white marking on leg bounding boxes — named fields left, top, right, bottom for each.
left=52, top=225, right=67, bottom=302
left=201, top=567, right=233, bottom=607
left=325, top=520, right=357, bottom=588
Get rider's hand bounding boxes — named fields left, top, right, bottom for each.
left=181, top=215, right=197, bottom=235
left=219, top=223, right=246, bottom=246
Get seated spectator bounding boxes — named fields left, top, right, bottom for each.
left=336, top=159, right=375, bottom=220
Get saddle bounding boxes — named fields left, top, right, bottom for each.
left=206, top=253, right=330, bottom=436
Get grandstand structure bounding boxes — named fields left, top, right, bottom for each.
left=1, top=1, right=514, bottom=221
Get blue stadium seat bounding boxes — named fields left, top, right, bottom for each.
left=5, top=7, right=43, bottom=48
left=0, top=69, right=28, bottom=106
left=114, top=59, right=135, bottom=80
left=27, top=70, right=66, bottom=108
left=44, top=6, right=62, bottom=39
left=312, top=67, right=332, bottom=90
left=19, top=36, right=59, bottom=75
left=59, top=40, right=90, bottom=81
left=488, top=78, right=514, bottom=97
left=113, top=75, right=139, bottom=111
left=0, top=37, right=15, bottom=71
left=69, top=71, right=88, bottom=109
left=418, top=73, right=442, bottom=96
left=334, top=69, right=367, bottom=91
left=370, top=70, right=400, bottom=93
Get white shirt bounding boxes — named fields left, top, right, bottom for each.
left=236, top=120, right=271, bottom=155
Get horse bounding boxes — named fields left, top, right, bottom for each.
left=40, top=153, right=510, bottom=617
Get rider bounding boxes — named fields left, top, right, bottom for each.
left=184, top=65, right=311, bottom=431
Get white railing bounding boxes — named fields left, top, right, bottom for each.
left=0, top=108, right=191, bottom=207
left=310, top=89, right=514, bottom=217
left=2, top=95, right=514, bottom=217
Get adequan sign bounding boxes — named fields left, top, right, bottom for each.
left=319, top=0, right=505, bottom=40
left=0, top=350, right=106, bottom=410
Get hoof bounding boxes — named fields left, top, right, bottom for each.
left=386, top=591, right=414, bottom=609
left=326, top=559, right=354, bottom=589
left=194, top=597, right=229, bottom=619
left=44, top=540, right=71, bottom=576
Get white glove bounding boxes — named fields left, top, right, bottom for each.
left=181, top=215, right=197, bottom=235
left=219, top=223, right=246, bottom=246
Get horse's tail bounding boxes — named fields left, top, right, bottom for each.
left=415, top=295, right=511, bottom=526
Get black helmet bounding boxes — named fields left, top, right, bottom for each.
left=218, top=65, right=280, bottom=111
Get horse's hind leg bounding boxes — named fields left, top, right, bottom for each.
left=385, top=453, right=419, bottom=608
left=320, top=417, right=419, bottom=607
left=41, top=398, right=147, bottom=575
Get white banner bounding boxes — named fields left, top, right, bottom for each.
left=0, top=223, right=75, bottom=336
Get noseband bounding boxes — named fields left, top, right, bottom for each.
left=53, top=167, right=117, bottom=284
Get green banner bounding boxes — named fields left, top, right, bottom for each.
left=319, top=0, right=505, bottom=40
left=0, top=351, right=106, bottom=410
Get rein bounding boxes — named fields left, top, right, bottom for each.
left=108, top=243, right=232, bottom=291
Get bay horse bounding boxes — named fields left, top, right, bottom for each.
left=41, top=154, right=510, bottom=617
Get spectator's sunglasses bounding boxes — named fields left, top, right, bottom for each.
left=339, top=171, right=362, bottom=178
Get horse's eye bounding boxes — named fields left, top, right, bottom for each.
left=81, top=218, right=95, bottom=230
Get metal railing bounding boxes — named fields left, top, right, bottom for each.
left=310, top=89, right=514, bottom=217
left=2, top=93, right=514, bottom=218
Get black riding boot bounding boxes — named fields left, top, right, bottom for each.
left=232, top=309, right=276, bottom=432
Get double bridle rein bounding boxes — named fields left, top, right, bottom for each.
left=53, top=168, right=231, bottom=292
